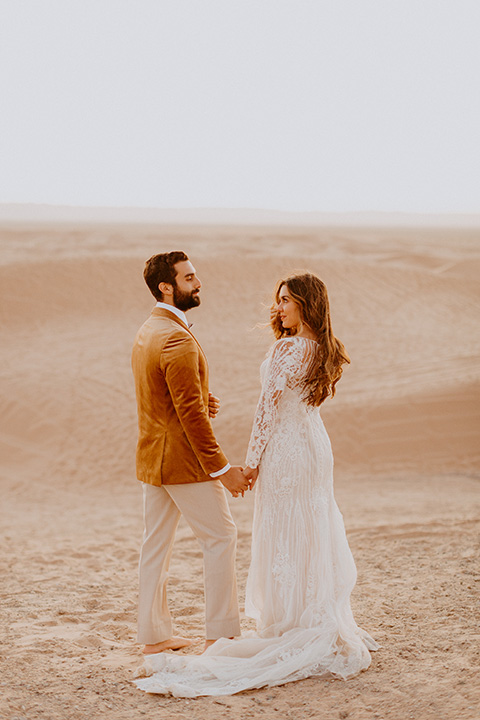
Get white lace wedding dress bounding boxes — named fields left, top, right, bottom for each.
left=135, top=337, right=378, bottom=697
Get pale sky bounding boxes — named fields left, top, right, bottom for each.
left=0, top=1, right=479, bottom=213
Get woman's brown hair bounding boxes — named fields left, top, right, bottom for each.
left=271, top=272, right=350, bottom=407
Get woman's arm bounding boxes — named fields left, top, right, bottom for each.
left=245, top=339, right=298, bottom=470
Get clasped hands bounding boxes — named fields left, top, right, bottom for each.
left=220, top=465, right=259, bottom=498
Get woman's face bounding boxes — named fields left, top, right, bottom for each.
left=277, top=284, right=302, bottom=331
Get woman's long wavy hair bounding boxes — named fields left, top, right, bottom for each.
left=271, top=272, right=350, bottom=407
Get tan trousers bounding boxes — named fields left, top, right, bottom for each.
left=137, top=480, right=241, bottom=644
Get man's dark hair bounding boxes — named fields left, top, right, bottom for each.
left=143, top=251, right=189, bottom=301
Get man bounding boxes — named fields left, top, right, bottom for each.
left=131, top=251, right=249, bottom=654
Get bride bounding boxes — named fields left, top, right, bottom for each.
left=135, top=272, right=378, bottom=697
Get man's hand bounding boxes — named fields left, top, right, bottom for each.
left=220, top=466, right=250, bottom=498
left=208, top=392, right=220, bottom=419
left=243, top=466, right=259, bottom=491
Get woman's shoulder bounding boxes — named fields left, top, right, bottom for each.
left=272, top=335, right=317, bottom=348
left=270, top=335, right=296, bottom=351
left=269, top=335, right=313, bottom=359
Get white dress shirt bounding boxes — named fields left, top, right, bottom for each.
left=155, top=301, right=188, bottom=327
left=155, top=301, right=230, bottom=479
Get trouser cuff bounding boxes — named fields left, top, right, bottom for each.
left=205, top=616, right=241, bottom=640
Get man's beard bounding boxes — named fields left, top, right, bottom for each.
left=173, top=285, right=201, bottom=311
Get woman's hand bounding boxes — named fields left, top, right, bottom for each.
left=243, top=466, right=259, bottom=490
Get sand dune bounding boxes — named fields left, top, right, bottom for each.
left=1, top=221, right=479, bottom=719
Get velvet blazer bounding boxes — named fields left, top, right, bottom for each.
left=131, top=307, right=228, bottom=486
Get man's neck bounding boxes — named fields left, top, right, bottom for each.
left=155, top=301, right=188, bottom=327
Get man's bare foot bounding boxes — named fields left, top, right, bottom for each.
left=142, top=636, right=193, bottom=654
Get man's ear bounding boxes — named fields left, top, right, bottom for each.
left=158, top=282, right=174, bottom=298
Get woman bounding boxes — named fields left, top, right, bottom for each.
left=135, top=272, right=378, bottom=697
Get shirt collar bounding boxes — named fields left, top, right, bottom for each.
left=155, top=301, right=188, bottom=328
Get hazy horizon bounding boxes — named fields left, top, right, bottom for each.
left=1, top=202, right=480, bottom=228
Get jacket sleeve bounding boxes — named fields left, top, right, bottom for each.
left=161, top=331, right=228, bottom=475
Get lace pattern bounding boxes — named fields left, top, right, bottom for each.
left=246, top=337, right=316, bottom=469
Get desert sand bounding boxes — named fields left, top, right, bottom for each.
left=0, top=217, right=479, bottom=720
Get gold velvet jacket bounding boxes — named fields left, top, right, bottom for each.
left=131, top=307, right=228, bottom=485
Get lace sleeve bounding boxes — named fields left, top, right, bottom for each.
left=245, top=339, right=302, bottom=468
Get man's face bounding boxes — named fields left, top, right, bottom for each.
left=172, top=260, right=202, bottom=311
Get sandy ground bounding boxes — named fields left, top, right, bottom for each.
left=0, top=220, right=479, bottom=719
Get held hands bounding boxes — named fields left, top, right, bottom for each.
left=208, top=392, right=220, bottom=419
left=220, top=466, right=250, bottom=498
left=243, top=466, right=259, bottom=491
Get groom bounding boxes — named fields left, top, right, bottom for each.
left=131, top=251, right=249, bottom=654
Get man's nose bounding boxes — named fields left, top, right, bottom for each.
left=195, top=277, right=202, bottom=289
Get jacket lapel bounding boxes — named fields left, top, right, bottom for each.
left=152, top=307, right=207, bottom=362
